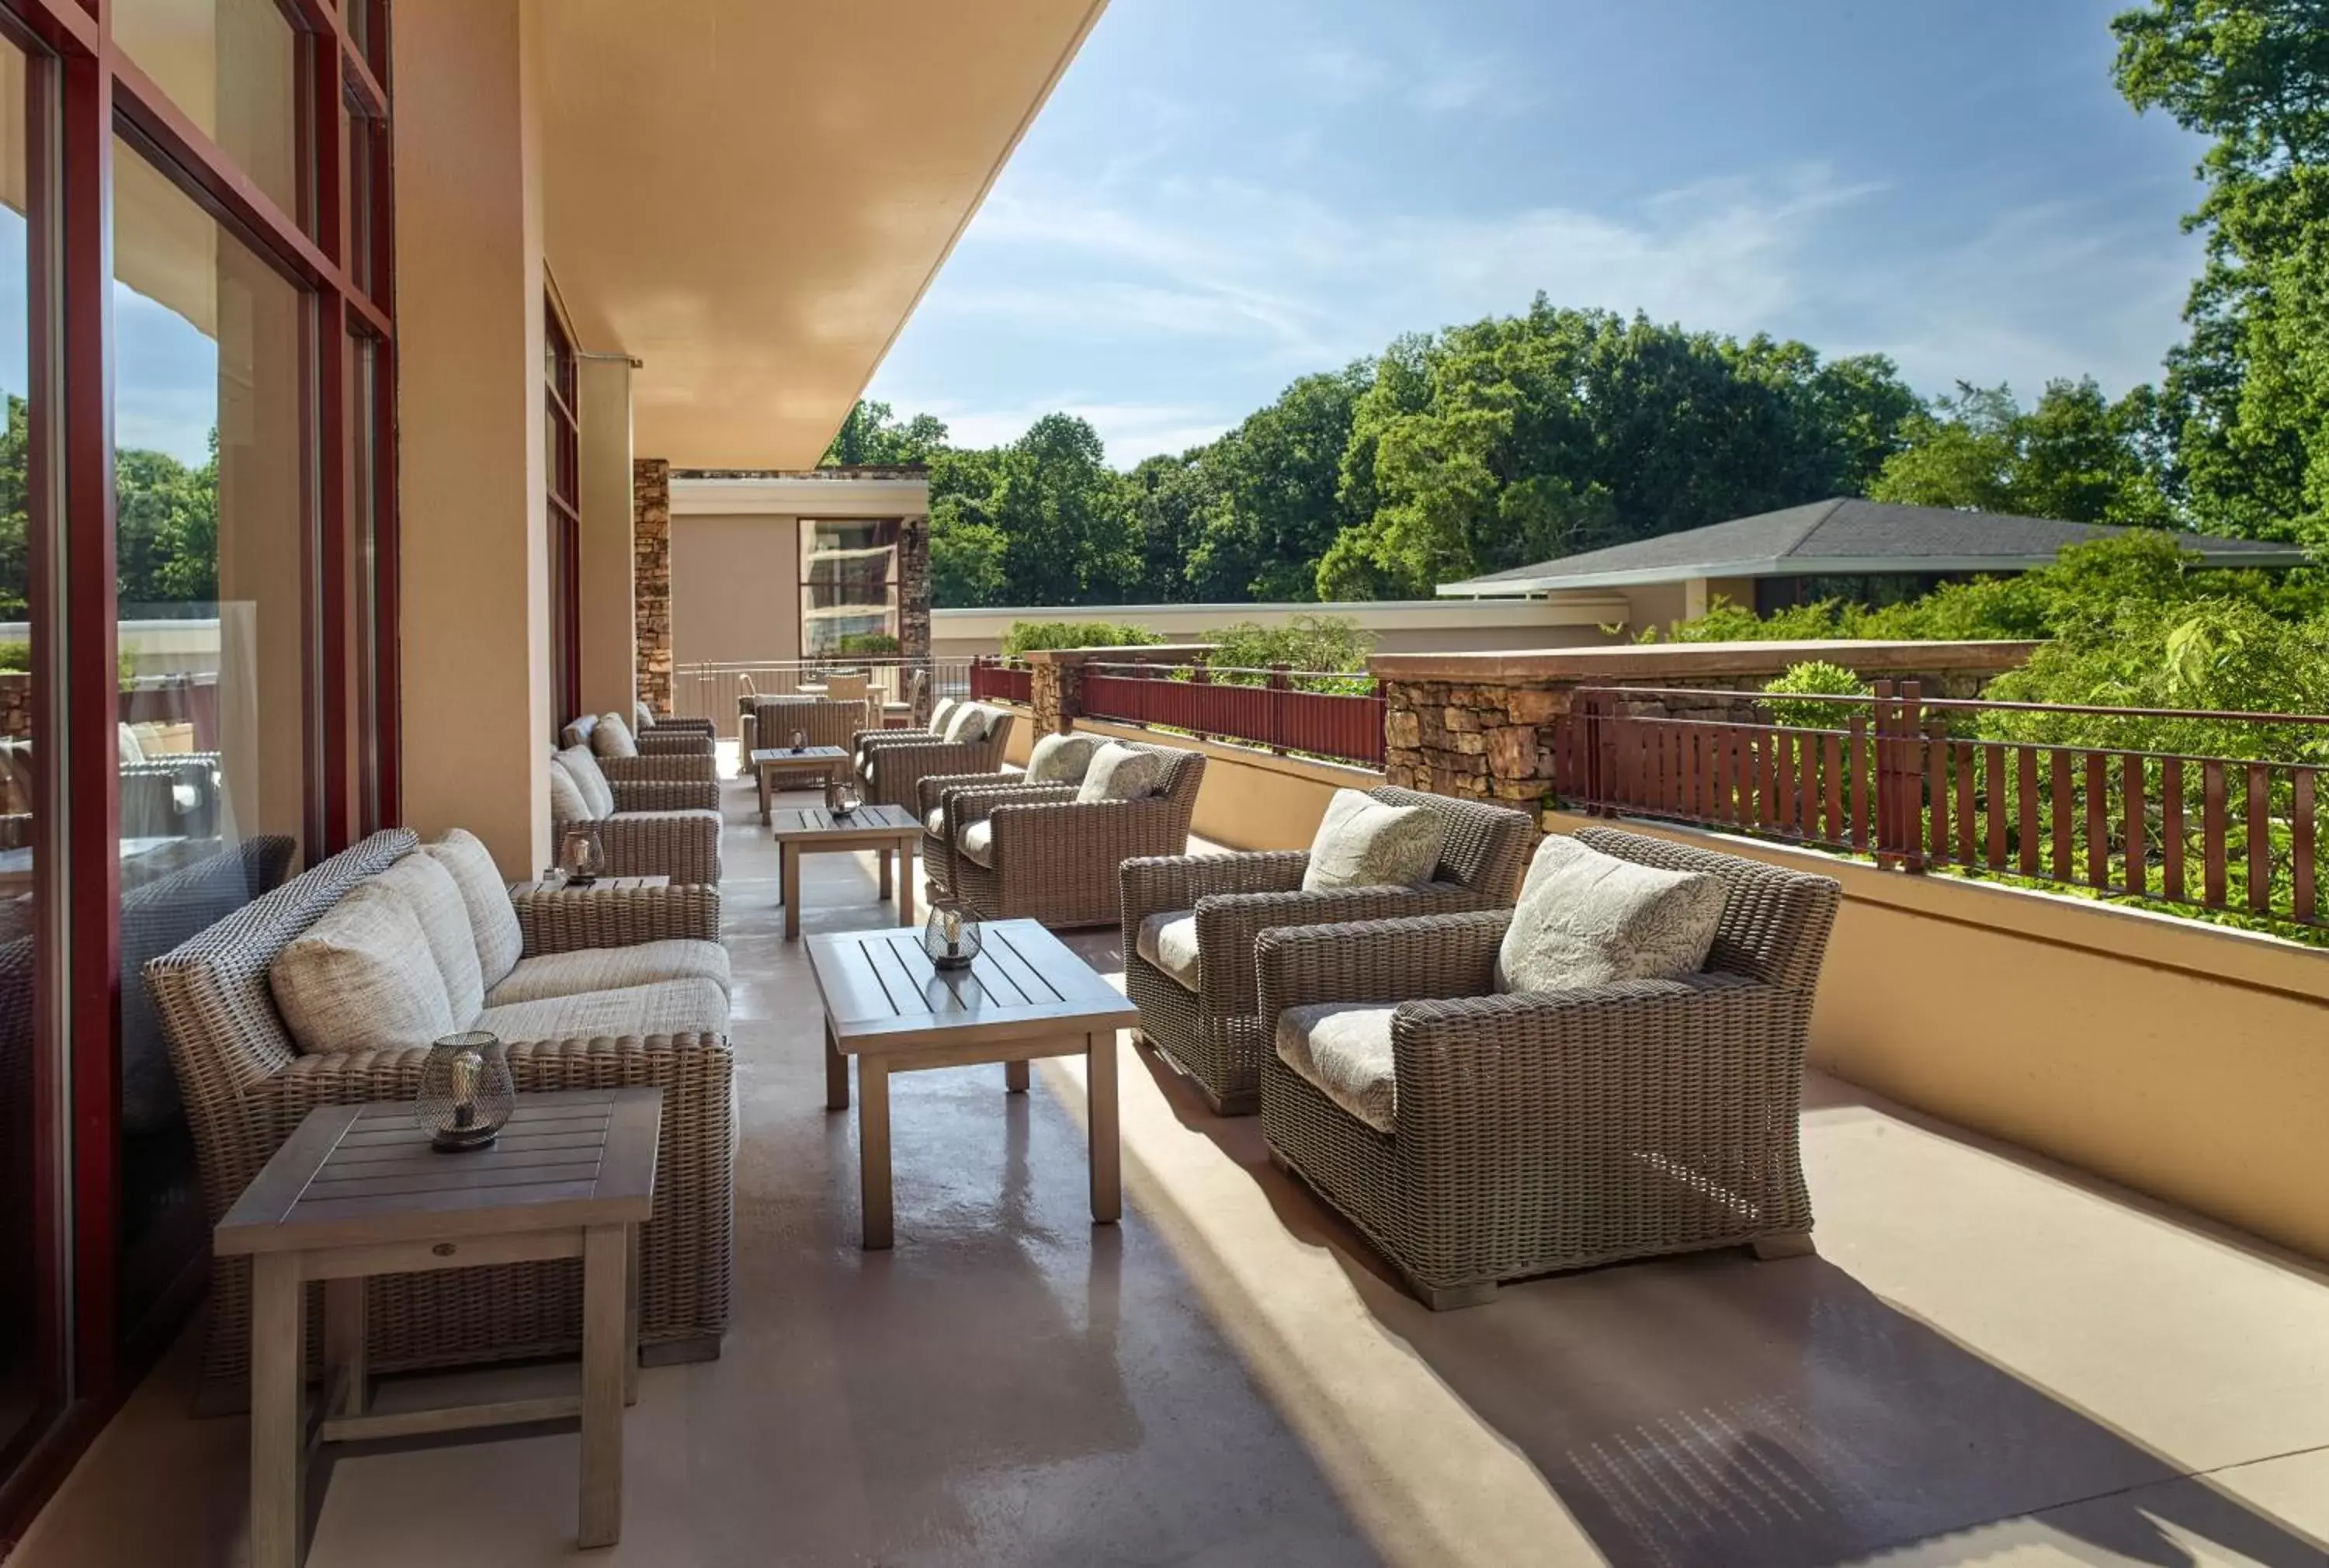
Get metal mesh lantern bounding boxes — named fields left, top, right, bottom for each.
left=415, top=1032, right=515, bottom=1152
left=789, top=727, right=807, bottom=752
left=825, top=775, right=862, bottom=817
left=923, top=902, right=982, bottom=971
left=559, top=823, right=606, bottom=887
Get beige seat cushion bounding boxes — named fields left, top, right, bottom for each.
left=269, top=883, right=458, bottom=1055
left=1276, top=1004, right=1398, bottom=1133
left=958, top=819, right=995, bottom=868
left=1302, top=789, right=1447, bottom=893
left=370, top=852, right=487, bottom=1022
left=421, top=829, right=526, bottom=987
left=474, top=977, right=729, bottom=1042
left=1026, top=730, right=1104, bottom=785
left=487, top=938, right=732, bottom=1006
left=1076, top=742, right=1163, bottom=805
left=556, top=745, right=617, bottom=817
left=592, top=713, right=640, bottom=758
left=1496, top=834, right=1726, bottom=994
left=1135, top=910, right=1200, bottom=992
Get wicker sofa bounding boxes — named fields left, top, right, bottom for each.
left=146, top=827, right=737, bottom=1405
left=564, top=711, right=715, bottom=768
left=925, top=739, right=1205, bottom=928
left=1120, top=787, right=1533, bottom=1115
left=1253, top=827, right=1841, bottom=1310
left=856, top=702, right=1015, bottom=813
left=550, top=747, right=722, bottom=885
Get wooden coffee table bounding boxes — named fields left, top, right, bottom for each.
left=507, top=874, right=671, bottom=897
left=752, top=744, right=850, bottom=823
left=772, top=802, right=921, bottom=939
left=807, top=919, right=1138, bottom=1248
left=215, top=1088, right=661, bottom=1567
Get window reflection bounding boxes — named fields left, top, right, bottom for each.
left=800, top=518, right=902, bottom=659
left=109, top=0, right=300, bottom=222
left=111, top=143, right=302, bottom=1329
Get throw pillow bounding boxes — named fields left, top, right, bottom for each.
left=943, top=702, right=992, bottom=744
left=116, top=723, right=145, bottom=767
left=556, top=745, right=616, bottom=818
left=1301, top=789, right=1448, bottom=893
left=927, top=696, right=960, bottom=736
left=370, top=852, right=488, bottom=1023
left=592, top=713, right=640, bottom=759
left=1076, top=741, right=1164, bottom=804
left=634, top=701, right=656, bottom=732
left=1495, top=834, right=1727, bottom=994
left=421, top=828, right=525, bottom=987
left=269, top=883, right=459, bottom=1054
left=547, top=758, right=592, bottom=825
left=560, top=718, right=595, bottom=751
left=1026, top=730, right=1104, bottom=785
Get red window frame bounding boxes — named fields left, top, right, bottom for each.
left=546, top=292, right=581, bottom=736
left=0, top=0, right=399, bottom=1542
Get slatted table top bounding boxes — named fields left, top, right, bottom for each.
left=807, top=918, right=1138, bottom=1053
left=770, top=802, right=920, bottom=841
left=508, top=876, right=671, bottom=897
left=215, top=1088, right=661, bottom=1256
left=751, top=744, right=848, bottom=765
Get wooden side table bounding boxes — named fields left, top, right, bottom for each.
left=214, top=1087, right=661, bottom=1568
left=751, top=744, right=850, bottom=823
left=771, top=803, right=922, bottom=939
left=508, top=874, right=672, bottom=897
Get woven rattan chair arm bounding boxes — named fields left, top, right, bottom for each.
left=1196, top=880, right=1498, bottom=1011
left=855, top=727, right=932, bottom=751
left=1119, top=852, right=1308, bottom=926
left=945, top=782, right=1079, bottom=833
left=597, top=753, right=717, bottom=785
left=593, top=810, right=721, bottom=883
left=513, top=883, right=721, bottom=954
left=1255, top=910, right=1509, bottom=1019
left=867, top=739, right=983, bottom=780
left=916, top=772, right=1035, bottom=818
left=634, top=731, right=714, bottom=757
left=608, top=778, right=719, bottom=813
left=985, top=794, right=1185, bottom=870
left=644, top=716, right=716, bottom=735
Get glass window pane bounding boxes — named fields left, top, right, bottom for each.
left=111, top=0, right=302, bottom=222
left=112, top=142, right=305, bottom=1330
left=800, top=519, right=901, bottom=658
left=0, top=36, right=49, bottom=1472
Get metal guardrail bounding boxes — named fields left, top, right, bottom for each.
left=669, top=657, right=971, bottom=737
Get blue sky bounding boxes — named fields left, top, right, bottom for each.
left=865, top=0, right=2214, bottom=467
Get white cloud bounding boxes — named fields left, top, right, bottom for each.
left=897, top=397, right=1240, bottom=467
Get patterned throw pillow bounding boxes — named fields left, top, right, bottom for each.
left=1300, top=789, right=1447, bottom=893
left=1026, top=730, right=1105, bottom=785
left=944, top=702, right=992, bottom=744
left=1075, top=742, right=1164, bottom=804
left=1494, top=834, right=1727, bottom=994
left=592, top=713, right=640, bottom=759
left=927, top=697, right=960, bottom=736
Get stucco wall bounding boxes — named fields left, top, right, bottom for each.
left=1547, top=811, right=2329, bottom=1266
left=671, top=513, right=800, bottom=666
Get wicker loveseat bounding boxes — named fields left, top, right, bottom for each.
left=550, top=747, right=722, bottom=885
left=856, top=702, right=1015, bottom=812
left=147, top=827, right=736, bottom=1405
left=925, top=739, right=1205, bottom=928
left=1120, top=787, right=1533, bottom=1115
left=564, top=711, right=715, bottom=770
left=1254, top=827, right=1841, bottom=1310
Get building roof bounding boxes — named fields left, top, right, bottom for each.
left=1435, top=498, right=2312, bottom=597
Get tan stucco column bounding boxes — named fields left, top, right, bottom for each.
left=391, top=0, right=552, bottom=877
left=577, top=356, right=635, bottom=720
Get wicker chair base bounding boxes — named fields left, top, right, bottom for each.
left=1133, top=1029, right=1257, bottom=1117
left=1126, top=957, right=1265, bottom=1115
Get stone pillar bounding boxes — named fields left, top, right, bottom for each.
left=897, top=512, right=931, bottom=723
left=392, top=0, right=552, bottom=878
left=633, top=458, right=672, bottom=715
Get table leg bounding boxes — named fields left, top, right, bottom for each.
left=859, top=1057, right=894, bottom=1250
left=1088, top=1031, right=1120, bottom=1224
left=757, top=767, right=772, bottom=826
left=579, top=1223, right=627, bottom=1548
left=878, top=844, right=894, bottom=902
left=250, top=1253, right=305, bottom=1568
left=324, top=1275, right=367, bottom=1418
left=782, top=844, right=800, bottom=940
left=824, top=1017, right=849, bottom=1112
left=624, top=1224, right=641, bottom=1407
left=897, top=841, right=916, bottom=928
left=1005, top=1059, right=1029, bottom=1094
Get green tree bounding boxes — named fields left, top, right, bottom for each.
left=986, top=414, right=1140, bottom=605
left=820, top=400, right=949, bottom=467
left=1869, top=379, right=2176, bottom=523
left=1187, top=365, right=1372, bottom=602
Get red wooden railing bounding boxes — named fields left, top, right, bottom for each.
left=968, top=657, right=1031, bottom=705
left=1553, top=682, right=2329, bottom=930
left=1078, top=663, right=1385, bottom=768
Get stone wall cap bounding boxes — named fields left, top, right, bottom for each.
left=1369, top=640, right=2043, bottom=682
left=1015, top=644, right=1218, bottom=666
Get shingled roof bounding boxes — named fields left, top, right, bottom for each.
left=1435, top=498, right=2310, bottom=596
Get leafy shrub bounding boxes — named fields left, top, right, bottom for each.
left=1202, top=615, right=1375, bottom=691
left=1762, top=661, right=1871, bottom=728
left=1000, top=619, right=1164, bottom=655
left=837, top=632, right=901, bottom=657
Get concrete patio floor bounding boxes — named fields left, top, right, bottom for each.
left=13, top=772, right=2329, bottom=1567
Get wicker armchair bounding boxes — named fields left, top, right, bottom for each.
left=146, top=830, right=736, bottom=1404
left=935, top=740, right=1205, bottom=928
left=550, top=754, right=722, bottom=885
left=637, top=703, right=715, bottom=741
left=1120, top=787, right=1533, bottom=1115
left=856, top=706, right=1015, bottom=810
left=566, top=711, right=711, bottom=761
left=1253, top=827, right=1841, bottom=1310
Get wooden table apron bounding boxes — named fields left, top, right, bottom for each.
left=213, top=1088, right=661, bottom=1568
left=771, top=803, right=922, bottom=940
left=751, top=745, right=850, bottom=824
left=806, top=921, right=1138, bottom=1249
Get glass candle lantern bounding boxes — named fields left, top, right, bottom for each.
left=789, top=727, right=807, bottom=753
left=923, top=902, right=981, bottom=971
left=825, top=775, right=862, bottom=817
left=415, top=1032, right=515, bottom=1152
left=558, top=824, right=606, bottom=886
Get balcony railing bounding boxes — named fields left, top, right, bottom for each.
left=669, top=657, right=973, bottom=734
left=1553, top=681, right=2329, bottom=933
left=968, top=657, right=1031, bottom=706
left=1076, top=663, right=1384, bottom=768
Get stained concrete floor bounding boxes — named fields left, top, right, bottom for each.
left=13, top=771, right=2329, bottom=1567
